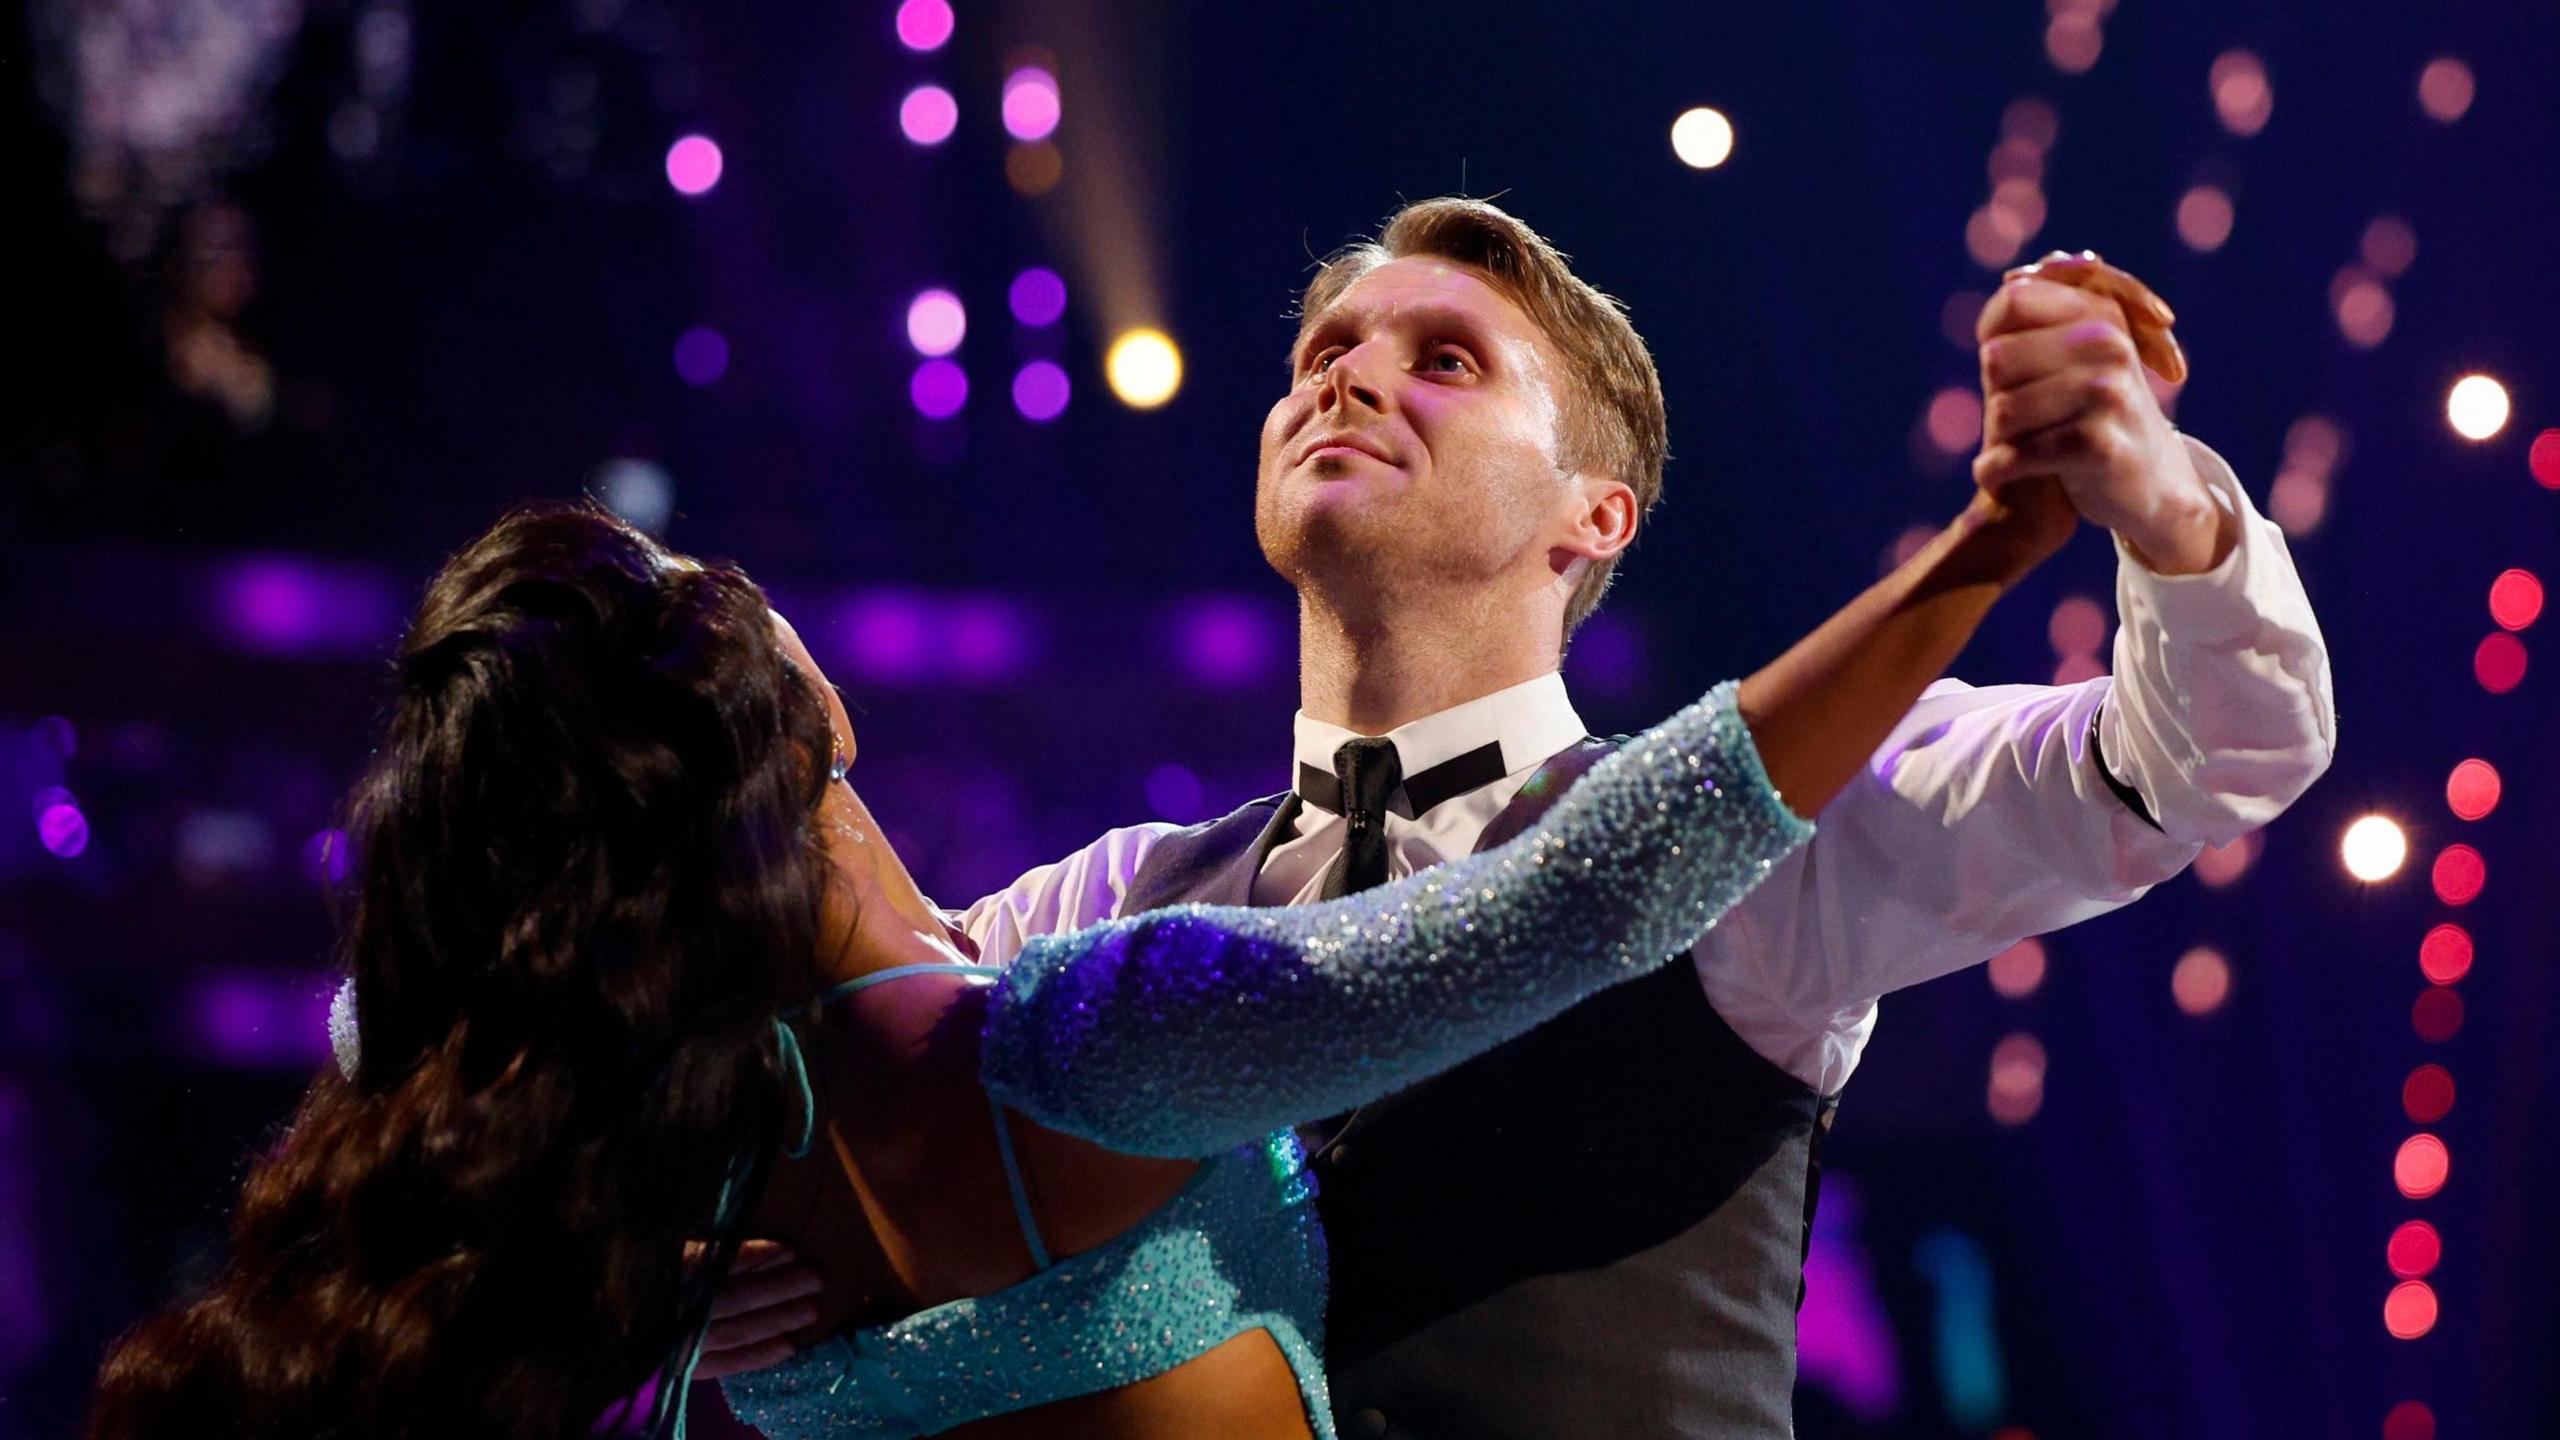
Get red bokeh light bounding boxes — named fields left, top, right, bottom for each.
left=2388, top=1219, right=2443, bottom=1279
left=2444, top=759, right=2502, bottom=820
left=2488, top=566, right=2529, bottom=627
left=2413, top=986, right=2466, bottom=1043
left=2395, top=1133, right=2450, bottom=1199
left=2430, top=845, right=2486, bottom=905
left=2382, top=1399, right=2436, bottom=1440
left=2489, top=569, right=2544, bottom=631
left=2383, top=1279, right=2439, bottom=1339
left=2474, top=632, right=2527, bottom=692
left=2531, top=429, right=2560, bottom=489
left=2402, top=1064, right=2456, bottom=1124
left=2418, top=925, right=2473, bottom=984
left=1988, top=938, right=2047, bottom=998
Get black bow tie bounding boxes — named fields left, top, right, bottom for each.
left=1296, top=739, right=1509, bottom=822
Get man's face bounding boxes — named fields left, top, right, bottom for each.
left=1256, top=257, right=1580, bottom=601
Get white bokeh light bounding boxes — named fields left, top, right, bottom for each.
left=1670, top=108, right=1735, bottom=170
left=1105, top=328, right=1183, bottom=408
left=2447, top=374, right=2511, bottom=441
left=2342, top=815, right=2410, bottom=882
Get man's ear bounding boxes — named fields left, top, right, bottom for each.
left=1554, top=474, right=1639, bottom=566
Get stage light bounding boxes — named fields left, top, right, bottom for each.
left=1990, top=179, right=2046, bottom=240
left=2046, top=596, right=2106, bottom=657
left=1012, top=360, right=1070, bottom=422
left=2000, top=97, right=2059, bottom=151
left=2268, top=470, right=2329, bottom=535
left=2175, top=185, right=2235, bottom=252
left=905, top=289, right=966, bottom=358
left=1987, top=1032, right=2046, bottom=1126
left=2418, top=925, right=2473, bottom=985
left=2192, top=833, right=2258, bottom=887
left=2383, top=1400, right=2437, bottom=1440
left=1010, top=267, right=1068, bottom=327
left=2209, top=50, right=2273, bottom=136
left=2431, top=844, right=2485, bottom=905
left=2045, top=16, right=2101, bottom=75
left=2474, top=632, right=2527, bottom=692
left=37, top=800, right=89, bottom=858
left=2334, top=273, right=2394, bottom=349
left=672, top=326, right=728, bottom=386
left=894, top=0, right=953, bottom=52
left=2412, top=986, right=2465, bottom=1043
left=2417, top=58, right=2475, bottom=123
left=1005, top=141, right=1064, bottom=195
left=1106, top=328, right=1182, bottom=408
left=2532, top=429, right=2560, bottom=489
left=2362, top=216, right=2418, bottom=277
left=2402, top=1066, right=2455, bottom=1126
left=2171, top=947, right=2232, bottom=1016
left=2447, top=374, right=2510, bottom=441
left=2383, top=1280, right=2439, bottom=1340
left=1003, top=67, right=1061, bottom=142
left=1670, top=107, right=1735, bottom=169
left=1173, top=596, right=1281, bottom=687
left=1988, top=938, right=2046, bottom=998
left=1924, top=388, right=1982, bottom=454
left=2286, top=414, right=2347, bottom=472
left=900, top=85, right=959, bottom=146
left=1989, top=136, right=2044, bottom=187
left=2394, top=1134, right=2449, bottom=1199
left=910, top=358, right=967, bottom=419
left=1966, top=207, right=2025, bottom=269
left=665, top=135, right=723, bottom=196
left=2341, top=815, right=2408, bottom=881
left=2488, top=569, right=2542, bottom=630
left=593, top=457, right=674, bottom=535
left=2444, top=759, right=2502, bottom=820
left=2388, top=1219, right=2443, bottom=1279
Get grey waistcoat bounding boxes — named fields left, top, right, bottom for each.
left=1118, top=739, right=1833, bottom=1440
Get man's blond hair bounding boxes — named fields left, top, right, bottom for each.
left=1295, top=198, right=1668, bottom=638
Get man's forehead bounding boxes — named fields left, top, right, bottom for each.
left=1307, top=257, right=1535, bottom=333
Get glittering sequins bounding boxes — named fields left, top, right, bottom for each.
left=983, top=681, right=1810, bottom=1160
left=723, top=1131, right=1332, bottom=1438
left=727, top=681, right=1806, bottom=1438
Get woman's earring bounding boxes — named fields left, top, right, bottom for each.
left=829, top=746, right=851, bottom=785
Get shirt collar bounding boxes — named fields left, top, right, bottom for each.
left=1290, top=671, right=1588, bottom=793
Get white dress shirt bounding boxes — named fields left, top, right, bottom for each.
left=954, top=438, right=2336, bottom=1094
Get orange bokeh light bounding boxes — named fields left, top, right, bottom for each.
left=2417, top=58, right=2475, bottom=123
left=2394, top=1133, right=2449, bottom=1199
left=2175, top=185, right=2235, bottom=251
left=1989, top=937, right=2047, bottom=999
left=2171, top=947, right=2232, bottom=1016
left=2192, top=832, right=2258, bottom=887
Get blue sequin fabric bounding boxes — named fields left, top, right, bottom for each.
left=724, top=1130, right=1330, bottom=1438
left=984, top=680, right=1811, bottom=1158
left=723, top=681, right=1808, bottom=1437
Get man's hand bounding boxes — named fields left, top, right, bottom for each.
left=1975, top=251, right=2235, bottom=575
left=691, top=1239, right=824, bottom=1380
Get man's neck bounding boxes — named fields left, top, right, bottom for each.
left=1295, top=586, right=1563, bottom=734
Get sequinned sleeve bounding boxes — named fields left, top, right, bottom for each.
left=978, top=680, right=1813, bottom=1158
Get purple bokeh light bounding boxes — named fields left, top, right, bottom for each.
left=1009, top=267, right=1068, bottom=327
left=193, top=972, right=335, bottom=1068
left=302, top=828, right=351, bottom=887
left=836, top=590, right=936, bottom=686
left=900, top=85, right=959, bottom=146
left=1001, top=68, right=1061, bottom=142
left=664, top=134, right=723, bottom=195
left=906, top=289, right=966, bottom=357
left=893, top=0, right=954, bottom=52
left=910, top=358, right=968, bottom=419
left=1172, top=597, right=1283, bottom=688
left=673, top=326, right=729, bottom=385
left=36, top=803, right=87, bottom=859
left=210, top=556, right=400, bottom=657
left=1012, top=360, right=1070, bottom=422
left=1796, top=1176, right=1904, bottom=1420
left=1145, top=763, right=1206, bottom=822
left=1563, top=609, right=1645, bottom=699
left=943, top=598, right=1033, bottom=682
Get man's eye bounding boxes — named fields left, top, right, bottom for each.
left=1308, top=346, right=1344, bottom=375
left=1427, top=347, right=1474, bottom=373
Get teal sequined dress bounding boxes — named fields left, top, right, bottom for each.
left=723, top=681, right=1812, bottom=1438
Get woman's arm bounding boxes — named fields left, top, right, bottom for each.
left=981, top=486, right=2072, bottom=1158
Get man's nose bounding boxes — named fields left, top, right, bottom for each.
left=1318, top=346, right=1387, bottom=416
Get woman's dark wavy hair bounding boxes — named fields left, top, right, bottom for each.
left=88, top=503, right=836, bottom=1439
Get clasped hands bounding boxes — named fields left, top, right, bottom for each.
left=1970, top=250, right=2235, bottom=577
